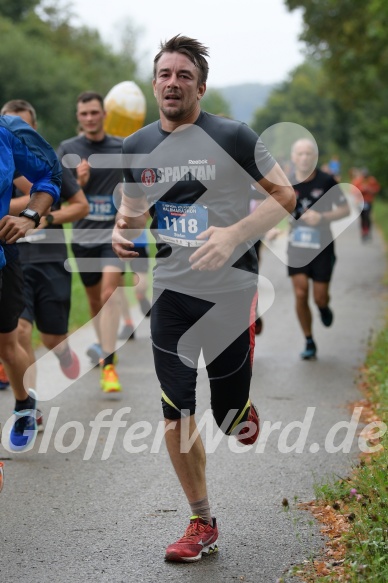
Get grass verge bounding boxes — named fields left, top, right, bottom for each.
left=293, top=200, right=388, bottom=582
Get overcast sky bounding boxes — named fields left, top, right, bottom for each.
left=69, top=0, right=305, bottom=87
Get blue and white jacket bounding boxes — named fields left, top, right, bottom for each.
left=0, top=115, right=62, bottom=268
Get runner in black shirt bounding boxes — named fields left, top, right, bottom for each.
left=113, top=35, right=295, bottom=562
left=287, top=139, right=350, bottom=359
left=57, top=92, right=125, bottom=393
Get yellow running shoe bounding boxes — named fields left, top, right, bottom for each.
left=100, top=364, right=122, bottom=393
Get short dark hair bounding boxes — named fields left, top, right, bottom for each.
left=1, top=99, right=37, bottom=124
left=153, top=35, right=209, bottom=86
left=76, top=91, right=104, bottom=109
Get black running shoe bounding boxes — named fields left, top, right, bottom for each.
left=319, top=306, right=334, bottom=327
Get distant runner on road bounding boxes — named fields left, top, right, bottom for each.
left=351, top=167, right=380, bottom=242
left=287, top=139, right=350, bottom=360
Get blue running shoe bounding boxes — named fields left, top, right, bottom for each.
left=87, top=343, right=119, bottom=366
left=9, top=389, right=38, bottom=452
left=319, top=306, right=334, bottom=327
left=86, top=343, right=103, bottom=366
left=300, top=340, right=317, bottom=360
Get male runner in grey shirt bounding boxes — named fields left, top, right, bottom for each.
left=113, top=35, right=295, bottom=562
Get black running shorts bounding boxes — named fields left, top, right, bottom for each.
left=287, top=242, right=336, bottom=283
left=0, top=259, right=25, bottom=333
left=151, top=287, right=257, bottom=428
left=71, top=243, right=125, bottom=287
left=20, top=262, right=71, bottom=335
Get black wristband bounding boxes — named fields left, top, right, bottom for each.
left=19, top=208, right=40, bottom=228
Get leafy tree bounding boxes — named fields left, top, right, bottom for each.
left=201, top=89, right=231, bottom=117
left=138, top=80, right=159, bottom=126
left=285, top=0, right=388, bottom=105
left=0, top=0, right=40, bottom=22
left=0, top=3, right=141, bottom=146
left=285, top=0, right=388, bottom=187
left=251, top=62, right=340, bottom=162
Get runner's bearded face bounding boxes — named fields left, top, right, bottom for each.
left=152, top=52, right=205, bottom=123
left=76, top=99, right=105, bottom=138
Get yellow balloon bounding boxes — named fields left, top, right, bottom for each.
left=104, top=81, right=146, bottom=138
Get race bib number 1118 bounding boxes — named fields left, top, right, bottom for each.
left=156, top=201, right=208, bottom=247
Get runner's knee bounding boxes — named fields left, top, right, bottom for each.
left=294, top=285, right=308, bottom=302
left=161, top=390, right=195, bottom=420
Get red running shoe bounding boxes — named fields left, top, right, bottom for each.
left=255, top=317, right=263, bottom=335
left=165, top=516, right=218, bottom=562
left=36, top=409, right=44, bottom=433
left=236, top=402, right=260, bottom=445
left=60, top=350, right=80, bottom=379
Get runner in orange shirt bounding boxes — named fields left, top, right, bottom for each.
left=351, top=168, right=380, bottom=241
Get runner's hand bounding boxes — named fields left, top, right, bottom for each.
left=76, top=159, right=91, bottom=187
left=302, top=209, right=322, bottom=226
left=112, top=218, right=139, bottom=259
left=189, top=226, right=236, bottom=271
left=0, top=215, right=37, bottom=244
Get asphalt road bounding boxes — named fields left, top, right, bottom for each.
left=0, top=209, right=386, bottom=583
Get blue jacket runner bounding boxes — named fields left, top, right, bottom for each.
left=0, top=115, right=62, bottom=268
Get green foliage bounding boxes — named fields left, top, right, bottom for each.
left=0, top=0, right=40, bottom=22
left=315, top=450, right=388, bottom=582
left=0, top=2, right=140, bottom=147
left=201, top=88, right=231, bottom=117
left=306, top=200, right=388, bottom=582
left=284, top=0, right=388, bottom=189
left=285, top=0, right=388, bottom=103
left=0, top=19, right=83, bottom=146
left=374, top=200, right=388, bottom=244
left=251, top=61, right=343, bottom=161
left=139, top=78, right=160, bottom=126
